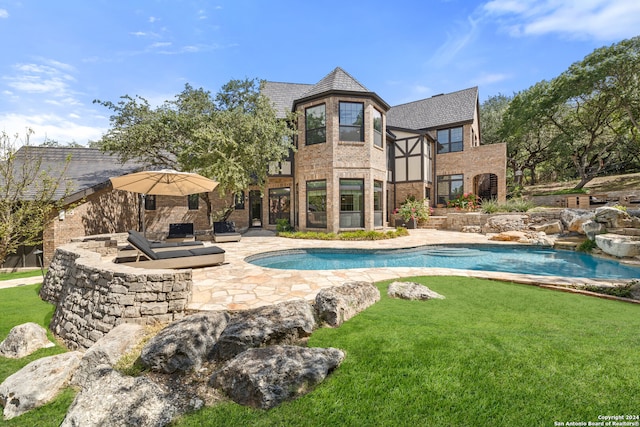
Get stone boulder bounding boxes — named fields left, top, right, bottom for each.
left=210, top=345, right=345, bottom=409
left=581, top=220, right=605, bottom=240
left=314, top=282, right=380, bottom=327
left=72, top=323, right=147, bottom=388
left=595, top=234, right=640, bottom=258
left=490, top=231, right=554, bottom=246
left=561, top=209, right=594, bottom=234
left=482, top=214, right=528, bottom=233
left=0, top=351, right=82, bottom=420
left=529, top=220, right=563, bottom=235
left=387, top=281, right=445, bottom=300
left=0, top=322, right=55, bottom=359
left=490, top=230, right=526, bottom=242
left=595, top=206, right=632, bottom=228
left=61, top=368, right=182, bottom=427
left=141, top=311, right=229, bottom=374
left=212, top=300, right=316, bottom=362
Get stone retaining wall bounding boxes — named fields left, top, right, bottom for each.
left=443, top=211, right=563, bottom=231
left=40, top=239, right=193, bottom=351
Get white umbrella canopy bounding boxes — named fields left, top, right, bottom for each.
left=110, top=169, right=219, bottom=196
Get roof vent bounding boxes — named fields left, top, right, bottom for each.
left=431, top=93, right=444, bottom=97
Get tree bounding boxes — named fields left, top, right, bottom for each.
left=480, top=93, right=511, bottom=146
left=0, top=130, right=70, bottom=265
left=500, top=82, right=562, bottom=187
left=95, top=79, right=297, bottom=223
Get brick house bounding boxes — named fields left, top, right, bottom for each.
left=223, top=67, right=507, bottom=233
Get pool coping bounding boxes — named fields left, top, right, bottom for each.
left=189, top=229, right=639, bottom=311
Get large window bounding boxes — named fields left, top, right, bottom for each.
left=268, top=187, right=290, bottom=225
left=234, top=191, right=245, bottom=210
left=144, top=194, right=156, bottom=210
left=188, top=194, right=199, bottom=210
left=307, top=180, right=327, bottom=228
left=339, top=102, right=364, bottom=142
left=437, top=127, right=463, bottom=154
left=437, top=174, right=464, bottom=205
left=374, top=180, right=383, bottom=227
left=340, top=179, right=364, bottom=228
left=306, top=104, right=326, bottom=145
left=373, top=108, right=383, bottom=148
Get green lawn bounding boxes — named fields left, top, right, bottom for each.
left=0, top=269, right=45, bottom=281
left=1, top=278, right=639, bottom=426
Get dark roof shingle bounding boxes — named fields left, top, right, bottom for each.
left=261, top=81, right=312, bottom=119
left=387, top=87, right=478, bottom=130
left=12, top=147, right=144, bottom=200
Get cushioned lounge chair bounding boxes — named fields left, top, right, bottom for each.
left=120, top=230, right=225, bottom=269
left=115, top=230, right=204, bottom=263
left=213, top=221, right=242, bottom=243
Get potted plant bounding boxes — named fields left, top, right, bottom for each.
left=394, top=197, right=430, bottom=229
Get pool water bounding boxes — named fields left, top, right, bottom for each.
left=247, top=245, right=640, bottom=280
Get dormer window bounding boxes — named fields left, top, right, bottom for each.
left=339, top=102, right=364, bottom=142
left=305, top=104, right=326, bottom=145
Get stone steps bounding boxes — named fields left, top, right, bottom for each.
left=420, top=216, right=447, bottom=229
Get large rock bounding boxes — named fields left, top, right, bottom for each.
left=0, top=351, right=82, bottom=420
left=315, top=282, right=380, bottom=327
left=0, top=322, right=55, bottom=359
left=387, top=281, right=445, bottom=300
left=530, top=220, right=563, bottom=235
left=61, top=368, right=181, bottom=427
left=595, top=234, right=640, bottom=258
left=141, top=311, right=229, bottom=374
left=212, top=300, right=316, bottom=362
left=72, top=323, right=147, bottom=388
left=482, top=214, right=528, bottom=233
left=561, top=209, right=595, bottom=234
left=581, top=220, right=605, bottom=240
left=210, top=345, right=345, bottom=409
left=595, top=206, right=632, bottom=228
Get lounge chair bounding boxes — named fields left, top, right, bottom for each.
left=120, top=229, right=225, bottom=269
left=115, top=230, right=203, bottom=263
left=167, top=222, right=195, bottom=242
left=213, top=221, right=242, bottom=243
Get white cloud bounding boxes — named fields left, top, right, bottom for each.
left=483, top=0, right=640, bottom=40
left=5, top=61, right=77, bottom=98
left=472, top=73, right=511, bottom=85
left=0, top=9, right=8, bottom=18
left=148, top=16, right=157, bottom=23
left=0, top=112, right=107, bottom=145
left=429, top=15, right=481, bottom=66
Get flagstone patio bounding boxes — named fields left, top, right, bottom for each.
left=188, top=229, right=622, bottom=311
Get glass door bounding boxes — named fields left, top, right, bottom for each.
left=249, top=190, right=262, bottom=227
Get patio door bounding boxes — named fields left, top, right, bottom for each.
left=249, top=190, right=262, bottom=227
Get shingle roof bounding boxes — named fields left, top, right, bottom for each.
left=387, top=87, right=478, bottom=130
left=299, top=67, right=371, bottom=99
left=262, top=67, right=390, bottom=116
left=261, top=81, right=312, bottom=118
left=11, top=146, right=144, bottom=201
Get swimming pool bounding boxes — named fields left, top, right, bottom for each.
left=247, top=245, right=640, bottom=280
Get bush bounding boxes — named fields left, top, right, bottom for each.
left=576, top=239, right=597, bottom=253
left=480, top=197, right=535, bottom=213
left=480, top=198, right=500, bottom=214
left=276, top=218, right=293, bottom=232
left=278, top=228, right=409, bottom=241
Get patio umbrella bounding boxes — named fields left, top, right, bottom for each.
left=110, top=169, right=218, bottom=196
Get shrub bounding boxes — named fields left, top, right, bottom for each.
left=480, top=198, right=500, bottom=214
left=276, top=218, right=293, bottom=232
left=504, top=197, right=535, bottom=212
left=278, top=228, right=408, bottom=241
left=447, top=193, right=479, bottom=211
left=576, top=239, right=597, bottom=253
left=394, top=197, right=430, bottom=222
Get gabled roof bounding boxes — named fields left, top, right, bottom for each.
left=261, top=81, right=312, bottom=119
left=11, top=146, right=144, bottom=201
left=387, top=87, right=479, bottom=131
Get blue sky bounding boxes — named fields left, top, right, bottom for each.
left=1, top=0, right=639, bottom=145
